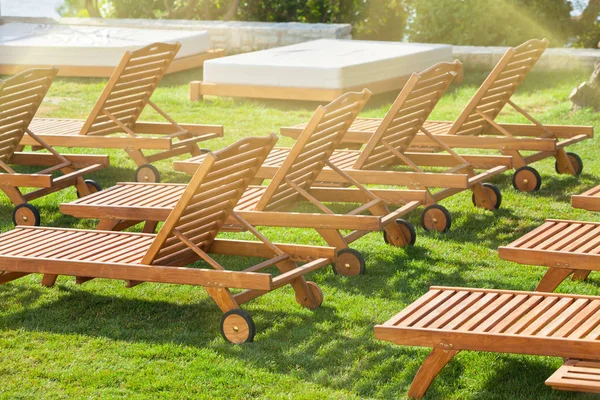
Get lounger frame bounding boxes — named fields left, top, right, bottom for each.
left=0, top=67, right=109, bottom=226
left=20, top=42, right=223, bottom=182
left=0, top=135, right=335, bottom=344
left=375, top=286, right=600, bottom=398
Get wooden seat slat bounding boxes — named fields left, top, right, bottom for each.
left=473, top=293, right=529, bottom=333
left=426, top=291, right=486, bottom=330
left=504, top=296, right=560, bottom=334
left=568, top=309, right=600, bottom=339
left=460, top=293, right=515, bottom=331
left=537, top=298, right=591, bottom=337
left=520, top=297, right=574, bottom=335
left=411, top=290, right=472, bottom=328
left=553, top=300, right=600, bottom=338
left=5, top=229, right=81, bottom=256
left=442, top=292, right=500, bottom=331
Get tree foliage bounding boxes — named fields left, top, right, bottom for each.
left=58, top=0, right=600, bottom=47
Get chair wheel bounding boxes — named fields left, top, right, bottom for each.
left=333, top=248, right=366, bottom=276
left=220, top=309, right=255, bottom=344
left=77, top=179, right=102, bottom=198
left=472, top=183, right=502, bottom=210
left=555, top=152, right=583, bottom=176
left=134, top=164, right=161, bottom=183
left=512, top=166, right=541, bottom=192
left=296, top=281, right=324, bottom=309
left=383, top=219, right=416, bottom=247
left=12, top=203, right=41, bottom=227
left=421, top=204, right=451, bottom=233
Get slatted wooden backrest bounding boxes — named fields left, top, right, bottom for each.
left=353, top=61, right=461, bottom=170
left=447, top=39, right=548, bottom=136
left=0, top=68, right=57, bottom=163
left=141, top=134, right=277, bottom=266
left=78, top=42, right=180, bottom=136
left=254, top=89, right=371, bottom=212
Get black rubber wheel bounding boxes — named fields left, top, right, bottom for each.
left=332, top=248, right=366, bottom=276
left=383, top=218, right=416, bottom=247
left=220, top=309, right=255, bottom=344
left=12, top=203, right=41, bottom=227
left=76, top=179, right=102, bottom=198
left=555, top=152, right=583, bottom=176
left=421, top=204, right=452, bottom=233
left=472, top=183, right=502, bottom=210
left=134, top=164, right=161, bottom=183
left=512, top=166, right=542, bottom=192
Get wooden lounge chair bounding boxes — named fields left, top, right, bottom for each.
left=178, top=61, right=512, bottom=232
left=375, top=286, right=600, bottom=398
left=571, top=185, right=600, bottom=211
left=498, top=219, right=600, bottom=292
left=281, top=39, right=592, bottom=193
left=0, top=67, right=109, bottom=226
left=0, top=134, right=336, bottom=344
left=20, top=42, right=223, bottom=183
left=61, top=90, right=422, bottom=275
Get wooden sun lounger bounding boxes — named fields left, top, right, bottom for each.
left=571, top=185, right=600, bottom=211
left=0, top=67, right=109, bottom=226
left=0, top=134, right=337, bottom=344
left=61, top=90, right=422, bottom=276
left=21, top=42, right=223, bottom=183
left=375, top=286, right=600, bottom=398
left=179, top=61, right=511, bottom=233
left=281, top=39, right=592, bottom=193
left=498, top=219, right=600, bottom=292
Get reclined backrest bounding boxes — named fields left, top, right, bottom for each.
left=79, top=42, right=180, bottom=136
left=0, top=67, right=57, bottom=164
left=255, top=89, right=371, bottom=212
left=447, top=38, right=548, bottom=136
left=353, top=61, right=462, bottom=170
left=142, top=134, right=278, bottom=266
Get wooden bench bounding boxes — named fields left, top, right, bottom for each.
left=61, top=91, right=423, bottom=276
left=281, top=39, right=592, bottom=193
left=0, top=134, right=336, bottom=344
left=375, top=286, right=600, bottom=398
left=21, top=42, right=222, bottom=183
left=0, top=67, right=109, bottom=226
left=177, top=61, right=512, bottom=233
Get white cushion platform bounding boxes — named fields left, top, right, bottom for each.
left=0, top=22, right=222, bottom=77
left=192, top=39, right=453, bottom=101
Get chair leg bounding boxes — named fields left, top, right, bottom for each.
left=572, top=270, right=591, bottom=281
left=370, top=203, right=409, bottom=247
left=555, top=148, right=576, bottom=175
left=408, top=348, right=459, bottom=399
left=41, top=274, right=58, bottom=287
left=142, top=221, right=159, bottom=233
left=316, top=228, right=348, bottom=249
left=536, top=268, right=574, bottom=292
left=275, top=260, right=320, bottom=309
left=205, top=287, right=239, bottom=313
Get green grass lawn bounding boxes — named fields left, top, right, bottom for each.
left=2, top=66, right=600, bottom=399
